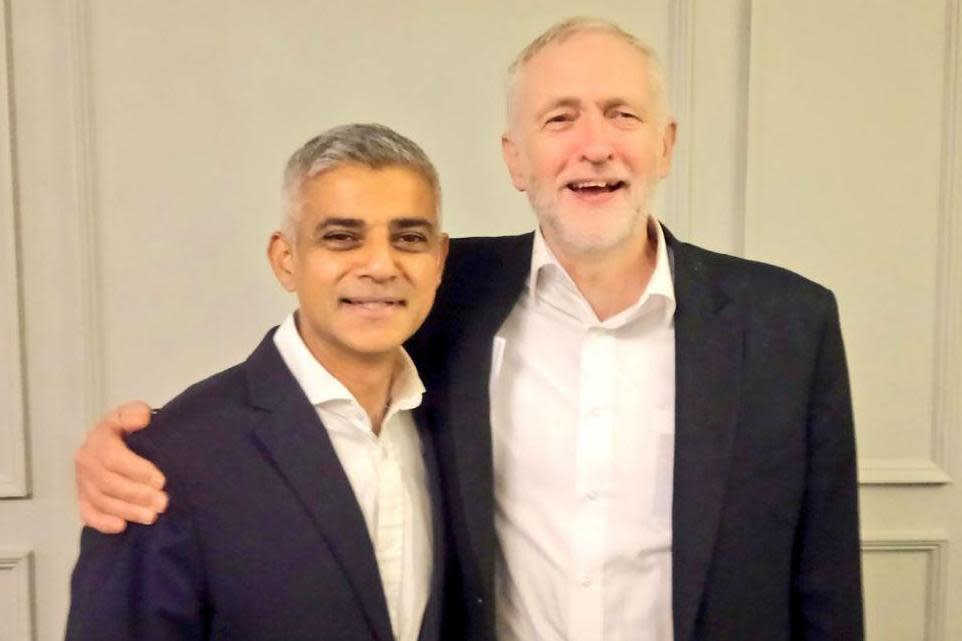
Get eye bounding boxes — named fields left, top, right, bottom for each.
left=544, top=111, right=575, bottom=129
left=321, top=231, right=360, bottom=248
left=394, top=232, right=429, bottom=250
left=610, top=109, right=643, bottom=127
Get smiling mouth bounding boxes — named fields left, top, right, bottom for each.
left=340, top=297, right=406, bottom=310
left=566, top=179, right=627, bottom=194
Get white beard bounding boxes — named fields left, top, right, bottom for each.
left=527, top=181, right=653, bottom=257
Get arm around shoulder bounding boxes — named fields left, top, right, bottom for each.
left=74, top=401, right=169, bottom=533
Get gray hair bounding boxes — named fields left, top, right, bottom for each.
left=505, top=17, right=671, bottom=128
left=281, top=123, right=441, bottom=238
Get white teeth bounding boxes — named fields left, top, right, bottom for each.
left=570, top=180, right=620, bottom=189
left=343, top=299, right=401, bottom=307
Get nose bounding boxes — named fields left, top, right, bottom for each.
left=579, top=112, right=614, bottom=164
left=357, top=236, right=400, bottom=282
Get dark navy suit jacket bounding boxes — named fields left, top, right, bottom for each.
left=407, top=228, right=864, bottom=641
left=66, top=332, right=445, bottom=641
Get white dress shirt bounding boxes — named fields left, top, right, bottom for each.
left=273, top=314, right=433, bottom=641
left=490, top=218, right=676, bottom=641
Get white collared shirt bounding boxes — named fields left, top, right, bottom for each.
left=490, top=217, right=676, bottom=641
left=273, top=314, right=433, bottom=641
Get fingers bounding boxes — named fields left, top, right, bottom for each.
left=102, top=400, right=154, bottom=434
left=96, top=437, right=166, bottom=489
left=86, top=403, right=166, bottom=489
left=76, top=458, right=168, bottom=513
left=78, top=498, right=127, bottom=534
left=75, top=401, right=170, bottom=533
left=77, top=471, right=163, bottom=527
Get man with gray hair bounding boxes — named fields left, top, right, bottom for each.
left=74, top=17, right=863, bottom=641
left=66, top=123, right=450, bottom=641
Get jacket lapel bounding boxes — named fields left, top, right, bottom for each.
left=415, top=419, right=445, bottom=641
left=244, top=334, right=394, bottom=641
left=667, top=234, right=743, bottom=641
left=436, top=234, right=533, bottom=606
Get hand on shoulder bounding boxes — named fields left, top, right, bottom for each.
left=74, top=401, right=169, bottom=533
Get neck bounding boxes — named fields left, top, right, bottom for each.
left=296, top=325, right=398, bottom=434
left=546, top=223, right=658, bottom=322
left=324, top=353, right=397, bottom=435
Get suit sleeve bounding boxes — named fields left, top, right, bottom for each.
left=792, top=292, right=864, bottom=640
left=65, top=440, right=208, bottom=640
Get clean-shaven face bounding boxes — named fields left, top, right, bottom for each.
left=270, top=164, right=448, bottom=367
left=502, top=30, right=675, bottom=258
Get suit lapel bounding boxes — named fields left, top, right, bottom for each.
left=440, top=234, right=533, bottom=604
left=244, top=334, right=394, bottom=641
left=415, top=419, right=444, bottom=641
left=667, top=234, right=743, bottom=641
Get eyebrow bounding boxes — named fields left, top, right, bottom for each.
left=535, top=97, right=581, bottom=121
left=391, top=217, right=436, bottom=231
left=310, top=216, right=437, bottom=237
left=315, top=217, right=364, bottom=230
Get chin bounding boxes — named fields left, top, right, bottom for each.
left=346, top=330, right=410, bottom=356
left=549, top=215, right=642, bottom=255
left=344, top=344, right=402, bottom=361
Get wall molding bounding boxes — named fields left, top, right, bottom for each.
left=0, top=548, right=34, bottom=641
left=862, top=0, right=961, bottom=486
left=66, top=0, right=105, bottom=423
left=859, top=458, right=951, bottom=485
left=0, top=0, right=28, bottom=497
left=742, top=0, right=767, bottom=258
left=664, top=0, right=694, bottom=238
left=861, top=530, right=949, bottom=641
left=747, top=0, right=959, bottom=486
left=929, top=0, right=962, bottom=487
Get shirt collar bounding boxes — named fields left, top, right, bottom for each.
left=526, top=215, right=677, bottom=327
left=272, top=312, right=425, bottom=412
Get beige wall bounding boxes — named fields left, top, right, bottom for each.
left=0, top=1, right=959, bottom=639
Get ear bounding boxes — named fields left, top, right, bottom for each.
left=267, top=232, right=297, bottom=292
left=655, top=119, right=678, bottom=179
left=501, top=133, right=528, bottom=192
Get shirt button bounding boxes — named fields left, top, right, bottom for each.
left=588, top=407, right=602, bottom=418
left=586, top=490, right=599, bottom=501
left=580, top=576, right=592, bottom=588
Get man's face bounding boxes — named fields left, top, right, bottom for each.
left=269, top=164, right=447, bottom=366
left=502, top=31, right=676, bottom=257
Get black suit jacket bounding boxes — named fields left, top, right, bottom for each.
left=408, top=228, right=863, bottom=641
left=66, top=331, right=445, bottom=641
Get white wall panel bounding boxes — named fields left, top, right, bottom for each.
left=745, top=0, right=960, bottom=484
left=0, top=0, right=27, bottom=497
left=862, top=532, right=948, bottom=641
left=78, top=1, right=677, bottom=407
left=662, top=0, right=695, bottom=238
left=685, top=0, right=751, bottom=255
left=0, top=549, right=34, bottom=641
left=2, top=1, right=956, bottom=637
left=67, top=0, right=105, bottom=425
